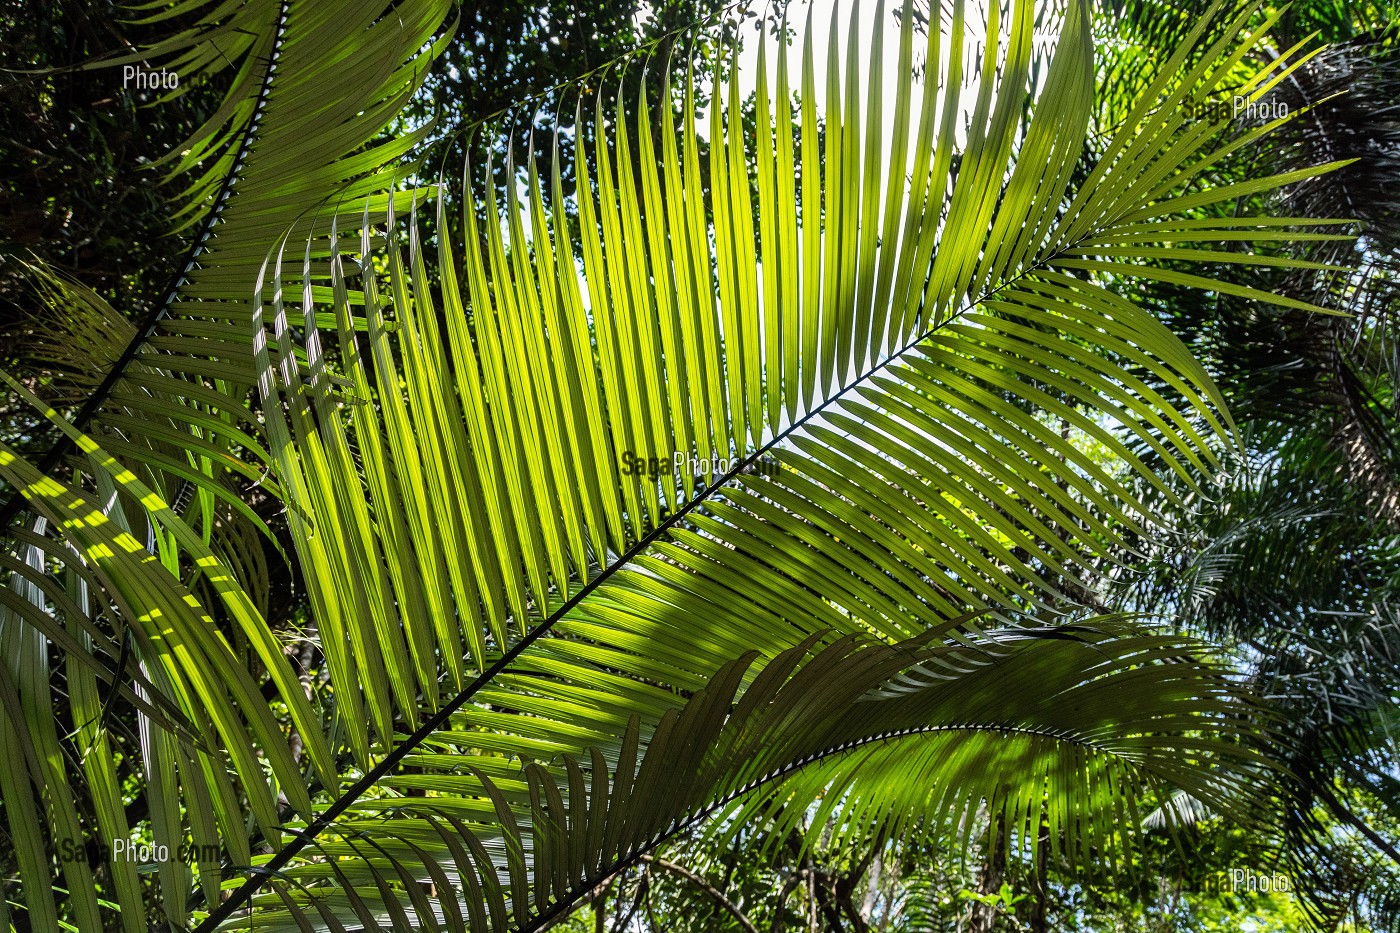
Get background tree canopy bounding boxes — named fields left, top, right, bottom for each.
left=0, top=1, right=1397, bottom=931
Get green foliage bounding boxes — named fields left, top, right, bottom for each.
left=0, top=2, right=225, bottom=452
left=1097, top=1, right=1400, bottom=926
left=0, top=0, right=1379, bottom=930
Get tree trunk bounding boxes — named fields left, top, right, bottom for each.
left=968, top=818, right=1007, bottom=933
left=1028, top=819, right=1050, bottom=933
left=859, top=849, right=882, bottom=927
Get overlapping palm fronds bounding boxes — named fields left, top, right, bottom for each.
left=1099, top=2, right=1400, bottom=926
left=0, top=1, right=452, bottom=926
left=207, top=0, right=1342, bottom=928
left=0, top=0, right=1355, bottom=929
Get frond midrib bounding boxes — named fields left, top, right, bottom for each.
left=0, top=0, right=292, bottom=532
left=204, top=214, right=1166, bottom=928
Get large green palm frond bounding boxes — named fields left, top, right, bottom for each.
left=4, top=0, right=452, bottom=536
left=0, top=1, right=452, bottom=928
left=246, top=624, right=1263, bottom=932
left=0, top=0, right=1349, bottom=929
left=192, top=0, right=1346, bottom=928
left=255, top=0, right=1336, bottom=732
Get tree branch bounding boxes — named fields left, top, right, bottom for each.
left=1314, top=777, right=1400, bottom=870
left=641, top=855, right=760, bottom=933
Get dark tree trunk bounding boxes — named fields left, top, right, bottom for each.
left=968, top=818, right=1007, bottom=933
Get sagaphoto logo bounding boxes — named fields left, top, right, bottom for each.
left=1203, top=868, right=1293, bottom=894
left=1183, top=94, right=1289, bottom=123
left=55, top=837, right=222, bottom=866
left=619, top=450, right=780, bottom=481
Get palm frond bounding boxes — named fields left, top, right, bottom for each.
left=3, top=0, right=452, bottom=526
left=194, top=0, right=1344, bottom=928
left=242, top=624, right=1268, bottom=931
left=0, top=0, right=1357, bottom=928
left=0, top=0, right=454, bottom=924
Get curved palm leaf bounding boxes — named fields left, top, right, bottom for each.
left=7, top=0, right=452, bottom=523
left=202, top=0, right=1343, bottom=928
left=0, top=0, right=453, bottom=926
left=0, top=0, right=1351, bottom=929
left=246, top=623, right=1267, bottom=931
